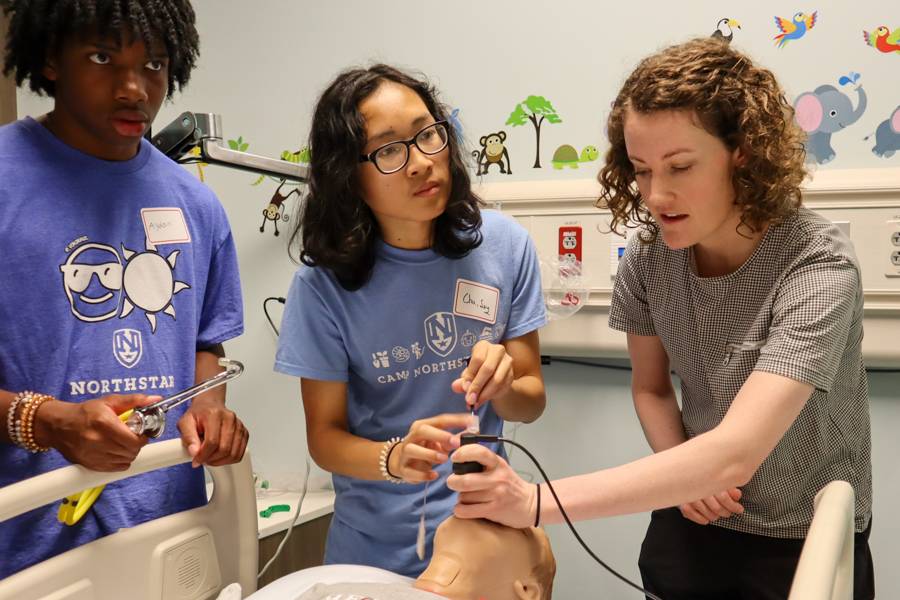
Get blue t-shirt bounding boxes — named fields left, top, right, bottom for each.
left=0, top=117, right=244, bottom=578
left=274, top=210, right=546, bottom=577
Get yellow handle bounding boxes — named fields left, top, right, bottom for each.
left=57, top=410, right=134, bottom=526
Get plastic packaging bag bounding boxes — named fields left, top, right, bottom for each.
left=538, top=252, right=591, bottom=321
left=251, top=455, right=286, bottom=498
left=214, top=583, right=242, bottom=600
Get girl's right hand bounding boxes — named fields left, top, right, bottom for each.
left=391, top=413, right=470, bottom=484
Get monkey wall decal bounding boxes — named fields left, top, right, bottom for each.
left=472, top=131, right=512, bottom=175
left=261, top=181, right=302, bottom=236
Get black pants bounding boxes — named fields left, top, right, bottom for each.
left=638, top=508, right=875, bottom=600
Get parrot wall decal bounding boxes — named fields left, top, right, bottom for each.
left=711, top=19, right=741, bottom=43
left=863, top=27, right=900, bottom=55
left=774, top=12, right=818, bottom=48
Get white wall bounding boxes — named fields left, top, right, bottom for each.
left=14, top=0, right=900, bottom=594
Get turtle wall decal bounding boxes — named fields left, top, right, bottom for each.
left=551, top=145, right=599, bottom=169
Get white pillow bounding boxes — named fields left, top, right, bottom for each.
left=246, top=565, right=416, bottom=600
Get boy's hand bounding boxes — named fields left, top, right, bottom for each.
left=177, top=398, right=248, bottom=468
left=34, top=394, right=158, bottom=472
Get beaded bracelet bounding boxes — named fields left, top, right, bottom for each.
left=379, top=437, right=403, bottom=484
left=15, top=393, right=55, bottom=453
left=7, top=391, right=32, bottom=446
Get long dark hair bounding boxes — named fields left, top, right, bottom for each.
left=291, top=64, right=483, bottom=291
left=2, top=0, right=199, bottom=98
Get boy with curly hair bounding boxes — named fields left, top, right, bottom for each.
left=0, top=0, right=247, bottom=577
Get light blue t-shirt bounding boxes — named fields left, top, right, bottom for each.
left=275, top=210, right=546, bottom=576
left=0, top=117, right=244, bottom=578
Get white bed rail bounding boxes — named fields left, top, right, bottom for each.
left=788, top=480, right=855, bottom=600
left=0, top=439, right=258, bottom=600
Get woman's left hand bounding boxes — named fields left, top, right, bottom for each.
left=447, top=441, right=537, bottom=529
left=451, top=341, right=515, bottom=411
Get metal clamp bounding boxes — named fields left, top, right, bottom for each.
left=126, top=358, right=244, bottom=438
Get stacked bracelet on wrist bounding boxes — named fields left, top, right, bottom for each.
left=379, top=437, right=404, bottom=484
left=7, top=391, right=56, bottom=453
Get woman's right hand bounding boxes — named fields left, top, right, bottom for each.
left=446, top=442, right=537, bottom=529
left=391, top=413, right=470, bottom=484
left=34, top=394, right=160, bottom=472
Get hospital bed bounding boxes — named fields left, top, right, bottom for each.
left=0, top=439, right=258, bottom=600
left=0, top=440, right=855, bottom=600
left=788, top=480, right=855, bottom=600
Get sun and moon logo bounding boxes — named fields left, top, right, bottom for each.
left=60, top=237, right=190, bottom=334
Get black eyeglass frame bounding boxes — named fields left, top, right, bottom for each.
left=358, top=120, right=451, bottom=174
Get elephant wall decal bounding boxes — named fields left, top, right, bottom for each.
left=794, top=84, right=867, bottom=165
left=871, top=106, right=900, bottom=159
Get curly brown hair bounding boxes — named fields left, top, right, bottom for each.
left=597, top=37, right=808, bottom=242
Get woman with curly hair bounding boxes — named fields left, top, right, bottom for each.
left=448, top=38, right=873, bottom=599
left=274, top=64, right=547, bottom=577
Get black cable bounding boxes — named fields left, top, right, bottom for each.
left=263, top=297, right=285, bottom=336
left=464, top=435, right=664, bottom=600
left=547, top=357, right=634, bottom=371
left=549, top=355, right=900, bottom=375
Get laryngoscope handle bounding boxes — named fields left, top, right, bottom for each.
left=126, top=358, right=243, bottom=438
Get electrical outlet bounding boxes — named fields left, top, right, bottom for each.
left=610, top=230, right=630, bottom=279
left=884, top=220, right=900, bottom=277
left=559, top=226, right=582, bottom=262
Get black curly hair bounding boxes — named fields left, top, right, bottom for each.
left=2, top=0, right=199, bottom=98
left=291, top=64, right=483, bottom=292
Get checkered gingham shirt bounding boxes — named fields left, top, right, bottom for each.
left=609, top=207, right=872, bottom=538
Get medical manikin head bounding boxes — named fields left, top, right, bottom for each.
left=413, top=517, right=555, bottom=600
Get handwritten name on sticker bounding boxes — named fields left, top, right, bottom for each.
left=454, top=279, right=499, bottom=324
left=141, top=208, right=191, bottom=245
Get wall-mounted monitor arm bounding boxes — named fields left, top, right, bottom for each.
left=150, top=112, right=308, bottom=183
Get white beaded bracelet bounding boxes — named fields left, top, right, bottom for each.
left=7, top=391, right=32, bottom=447
left=379, top=437, right=403, bottom=484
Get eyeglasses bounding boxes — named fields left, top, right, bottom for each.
left=359, top=121, right=450, bottom=174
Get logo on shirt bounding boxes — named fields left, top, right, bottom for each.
left=60, top=237, right=190, bottom=333
left=424, top=312, right=457, bottom=357
left=113, top=329, right=143, bottom=368
left=59, top=242, right=124, bottom=322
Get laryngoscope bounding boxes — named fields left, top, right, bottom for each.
left=126, top=358, right=243, bottom=438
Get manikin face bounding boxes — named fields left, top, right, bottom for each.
left=414, top=517, right=544, bottom=600
left=623, top=109, right=746, bottom=253
left=356, top=82, right=451, bottom=247
left=43, top=28, right=169, bottom=161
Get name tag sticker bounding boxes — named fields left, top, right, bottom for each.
left=454, top=279, right=499, bottom=324
left=141, top=208, right=191, bottom=245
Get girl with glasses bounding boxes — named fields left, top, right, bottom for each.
left=274, top=64, right=548, bottom=577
